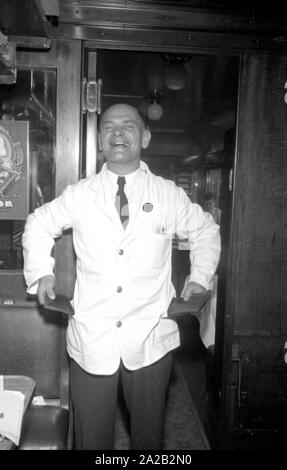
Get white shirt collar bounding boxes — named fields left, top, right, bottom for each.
left=105, top=165, right=142, bottom=196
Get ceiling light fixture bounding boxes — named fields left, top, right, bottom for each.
left=146, top=90, right=164, bottom=121
left=162, top=54, right=191, bottom=91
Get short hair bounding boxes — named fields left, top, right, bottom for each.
left=98, top=103, right=149, bottom=130
left=138, top=110, right=149, bottom=130
left=204, top=192, right=215, bottom=201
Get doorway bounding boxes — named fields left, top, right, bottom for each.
left=82, top=47, right=239, bottom=437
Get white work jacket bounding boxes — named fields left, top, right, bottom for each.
left=23, top=162, right=220, bottom=375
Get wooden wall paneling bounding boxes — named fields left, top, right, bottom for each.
left=222, top=52, right=287, bottom=446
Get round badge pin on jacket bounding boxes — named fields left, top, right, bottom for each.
left=143, top=202, right=153, bottom=212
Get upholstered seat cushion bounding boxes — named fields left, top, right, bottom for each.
left=19, top=405, right=69, bottom=450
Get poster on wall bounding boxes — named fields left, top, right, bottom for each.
left=0, top=120, right=29, bottom=219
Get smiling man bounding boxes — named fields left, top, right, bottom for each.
left=22, top=103, right=221, bottom=450
left=99, top=104, right=151, bottom=174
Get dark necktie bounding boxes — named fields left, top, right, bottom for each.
left=115, top=176, right=129, bottom=229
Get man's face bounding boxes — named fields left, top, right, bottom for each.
left=98, top=104, right=151, bottom=169
left=205, top=199, right=215, bottom=213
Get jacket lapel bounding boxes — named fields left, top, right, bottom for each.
left=90, top=169, right=124, bottom=232
left=89, top=162, right=156, bottom=235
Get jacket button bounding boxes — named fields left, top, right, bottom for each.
left=118, top=249, right=124, bottom=255
left=117, top=286, right=122, bottom=293
left=116, top=321, right=122, bottom=328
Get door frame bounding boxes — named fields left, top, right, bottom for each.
left=82, top=42, right=240, bottom=434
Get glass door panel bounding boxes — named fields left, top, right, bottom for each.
left=0, top=68, right=56, bottom=269
left=0, top=39, right=81, bottom=304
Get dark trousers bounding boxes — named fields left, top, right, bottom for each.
left=70, top=353, right=172, bottom=450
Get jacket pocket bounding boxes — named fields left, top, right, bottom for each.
left=139, top=233, right=171, bottom=270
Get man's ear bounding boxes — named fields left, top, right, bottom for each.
left=141, top=128, right=151, bottom=149
left=98, top=132, right=103, bottom=151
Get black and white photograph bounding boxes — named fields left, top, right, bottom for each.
left=0, top=0, right=286, bottom=459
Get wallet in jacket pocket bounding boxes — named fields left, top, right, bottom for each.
left=167, top=291, right=210, bottom=318
left=44, top=294, right=74, bottom=316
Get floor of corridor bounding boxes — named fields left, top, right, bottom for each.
left=174, top=315, right=213, bottom=446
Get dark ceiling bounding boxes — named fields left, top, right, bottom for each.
left=98, top=49, right=239, bottom=162
left=98, top=50, right=238, bottom=131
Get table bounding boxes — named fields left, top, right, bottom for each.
left=0, top=375, right=36, bottom=450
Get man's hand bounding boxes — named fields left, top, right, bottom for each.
left=37, top=275, right=56, bottom=305
left=181, top=281, right=206, bottom=301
